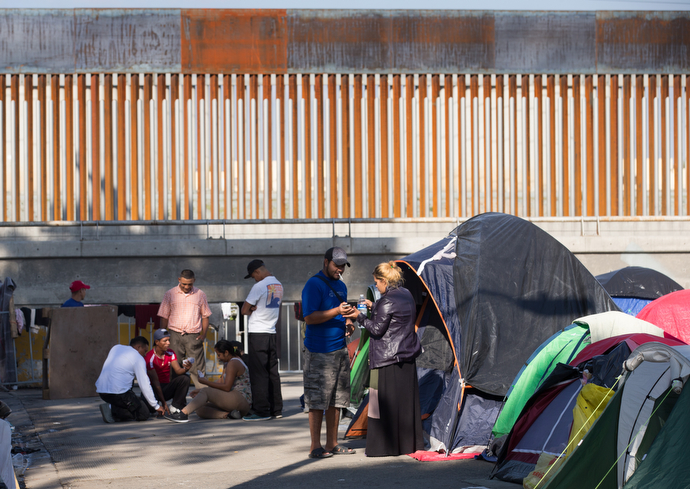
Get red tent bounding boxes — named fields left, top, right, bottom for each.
left=568, top=333, right=685, bottom=367
left=636, top=289, right=690, bottom=344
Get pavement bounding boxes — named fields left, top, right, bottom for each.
left=1, top=374, right=518, bottom=489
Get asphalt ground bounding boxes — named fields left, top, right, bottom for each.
left=1, top=373, right=517, bottom=489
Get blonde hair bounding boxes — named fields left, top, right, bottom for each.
left=373, top=261, right=404, bottom=288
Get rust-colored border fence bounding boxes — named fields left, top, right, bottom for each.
left=1, top=72, right=688, bottom=222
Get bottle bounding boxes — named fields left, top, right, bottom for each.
left=357, top=294, right=368, bottom=316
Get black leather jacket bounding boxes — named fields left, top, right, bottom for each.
left=357, top=286, right=422, bottom=369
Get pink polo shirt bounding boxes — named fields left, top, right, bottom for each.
left=157, top=286, right=212, bottom=334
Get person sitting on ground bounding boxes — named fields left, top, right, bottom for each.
left=62, top=280, right=90, bottom=307
left=167, top=340, right=251, bottom=422
left=144, top=329, right=192, bottom=422
left=96, top=336, right=165, bottom=423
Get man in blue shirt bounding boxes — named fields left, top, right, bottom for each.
left=62, top=280, right=90, bottom=308
left=301, top=247, right=356, bottom=459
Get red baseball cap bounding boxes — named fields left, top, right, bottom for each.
left=69, top=280, right=91, bottom=292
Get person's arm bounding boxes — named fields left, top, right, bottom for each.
left=157, top=293, right=171, bottom=329
left=346, top=297, right=393, bottom=336
left=134, top=358, right=164, bottom=413
left=197, top=361, right=237, bottom=392
left=146, top=368, right=169, bottom=412
left=241, top=301, right=257, bottom=316
left=304, top=302, right=353, bottom=325
left=169, top=355, right=191, bottom=376
left=196, top=316, right=209, bottom=341
left=196, top=293, right=212, bottom=341
left=242, top=283, right=261, bottom=317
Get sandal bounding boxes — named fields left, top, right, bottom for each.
left=329, top=445, right=356, bottom=455
left=308, top=447, right=333, bottom=459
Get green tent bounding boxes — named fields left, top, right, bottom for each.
left=542, top=343, right=690, bottom=489
left=493, top=312, right=665, bottom=439
left=349, top=284, right=379, bottom=405
left=492, top=323, right=590, bottom=438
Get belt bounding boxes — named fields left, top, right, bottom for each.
left=171, top=330, right=199, bottom=336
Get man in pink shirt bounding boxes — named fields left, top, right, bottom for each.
left=157, top=269, right=212, bottom=388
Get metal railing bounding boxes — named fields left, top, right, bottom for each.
left=2, top=73, right=688, bottom=224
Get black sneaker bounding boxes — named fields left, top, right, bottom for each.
left=164, top=411, right=189, bottom=423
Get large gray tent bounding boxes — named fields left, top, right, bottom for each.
left=398, top=213, right=618, bottom=452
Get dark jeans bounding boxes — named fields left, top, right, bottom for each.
left=143, top=374, right=190, bottom=411
left=248, top=333, right=283, bottom=417
left=99, top=390, right=150, bottom=422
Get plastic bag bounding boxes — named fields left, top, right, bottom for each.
left=12, top=452, right=28, bottom=476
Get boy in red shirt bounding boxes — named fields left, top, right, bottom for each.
left=145, top=329, right=192, bottom=422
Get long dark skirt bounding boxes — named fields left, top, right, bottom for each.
left=366, top=360, right=424, bottom=457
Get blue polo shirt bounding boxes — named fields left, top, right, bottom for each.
left=301, top=271, right=348, bottom=353
left=61, top=298, right=84, bottom=308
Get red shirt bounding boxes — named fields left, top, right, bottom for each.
left=144, top=349, right=177, bottom=384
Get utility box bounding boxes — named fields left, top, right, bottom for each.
left=43, top=306, right=119, bottom=400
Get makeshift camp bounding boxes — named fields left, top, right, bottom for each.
left=492, top=334, right=686, bottom=485
left=347, top=213, right=617, bottom=453
left=541, top=342, right=690, bottom=489
left=596, top=266, right=683, bottom=316
left=491, top=311, right=667, bottom=439
left=636, top=289, right=690, bottom=344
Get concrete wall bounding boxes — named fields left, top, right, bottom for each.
left=1, top=219, right=689, bottom=307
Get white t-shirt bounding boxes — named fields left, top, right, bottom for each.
left=245, top=276, right=283, bottom=334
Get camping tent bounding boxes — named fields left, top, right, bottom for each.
left=492, top=334, right=686, bottom=485
left=541, top=342, right=690, bottom=489
left=395, top=212, right=617, bottom=453
left=596, top=266, right=683, bottom=316
left=636, top=289, right=690, bottom=344
left=491, top=311, right=667, bottom=439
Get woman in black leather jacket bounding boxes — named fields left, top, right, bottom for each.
left=345, top=261, right=424, bottom=456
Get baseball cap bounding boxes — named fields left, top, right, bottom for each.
left=69, top=280, right=91, bottom=292
left=154, top=329, right=171, bottom=342
left=244, top=259, right=265, bottom=279
left=325, top=247, right=350, bottom=267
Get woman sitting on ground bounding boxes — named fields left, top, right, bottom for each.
left=177, top=340, right=252, bottom=420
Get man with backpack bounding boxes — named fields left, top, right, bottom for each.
left=300, top=247, right=357, bottom=459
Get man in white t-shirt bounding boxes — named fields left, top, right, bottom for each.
left=241, top=259, right=284, bottom=421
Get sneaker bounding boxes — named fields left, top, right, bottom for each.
left=228, top=410, right=242, bottom=420
left=272, top=413, right=283, bottom=419
left=242, top=413, right=271, bottom=422
left=99, top=404, right=115, bottom=424
left=164, top=411, right=189, bottom=423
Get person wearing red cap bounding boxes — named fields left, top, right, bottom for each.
left=62, top=280, right=91, bottom=308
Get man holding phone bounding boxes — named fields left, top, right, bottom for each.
left=300, top=247, right=357, bottom=459
left=144, top=329, right=192, bottom=422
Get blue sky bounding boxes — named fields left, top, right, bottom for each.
left=6, top=0, right=690, bottom=9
